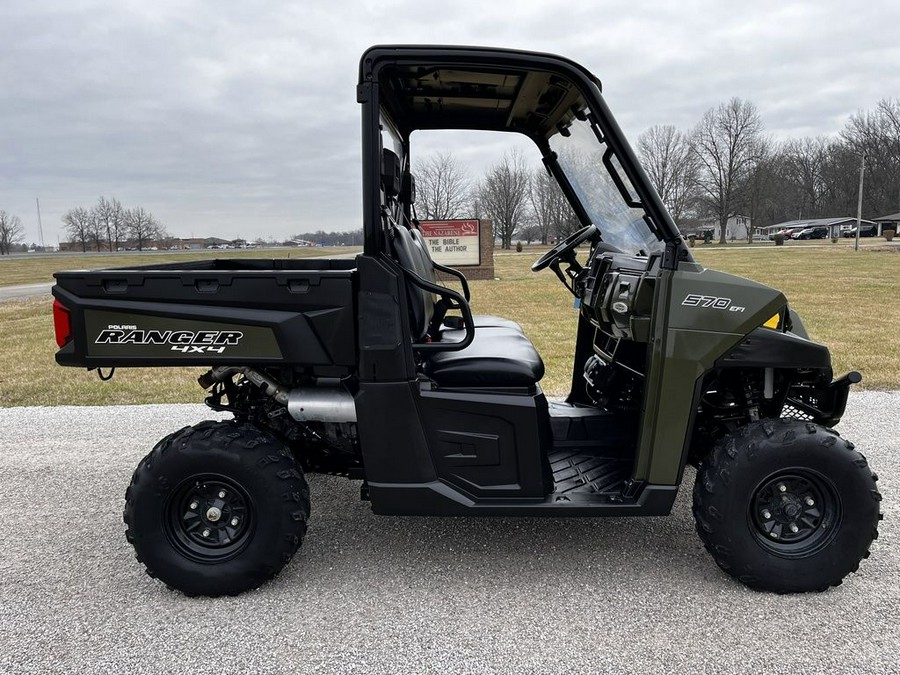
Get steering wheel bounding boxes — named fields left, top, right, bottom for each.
left=531, top=225, right=598, bottom=272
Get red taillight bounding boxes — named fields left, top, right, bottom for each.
left=53, top=299, right=72, bottom=348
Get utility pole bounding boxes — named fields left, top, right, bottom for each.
left=36, top=197, right=45, bottom=250
left=854, top=155, right=866, bottom=251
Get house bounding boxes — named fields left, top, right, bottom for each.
left=760, top=217, right=876, bottom=239
left=683, top=215, right=752, bottom=241
left=873, top=212, right=900, bottom=235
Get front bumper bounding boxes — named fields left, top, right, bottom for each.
left=781, top=371, right=862, bottom=428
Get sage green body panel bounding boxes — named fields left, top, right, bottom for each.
left=636, top=263, right=786, bottom=484
left=84, top=309, right=283, bottom=359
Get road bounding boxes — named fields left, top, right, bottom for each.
left=0, top=395, right=897, bottom=674
left=0, top=282, right=53, bottom=302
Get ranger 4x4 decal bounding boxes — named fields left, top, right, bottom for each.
left=95, top=326, right=244, bottom=353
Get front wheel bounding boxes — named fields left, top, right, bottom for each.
left=124, top=420, right=310, bottom=596
left=693, top=419, right=881, bottom=593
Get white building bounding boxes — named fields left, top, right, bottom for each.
left=688, top=215, right=752, bottom=241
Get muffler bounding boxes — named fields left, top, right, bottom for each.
left=287, top=387, right=357, bottom=423
left=200, top=366, right=357, bottom=423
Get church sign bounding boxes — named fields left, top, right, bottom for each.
left=418, top=219, right=481, bottom=266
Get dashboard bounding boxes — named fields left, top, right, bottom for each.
left=579, top=250, right=656, bottom=346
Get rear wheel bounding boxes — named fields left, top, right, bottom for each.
left=124, top=420, right=310, bottom=596
left=693, top=419, right=881, bottom=593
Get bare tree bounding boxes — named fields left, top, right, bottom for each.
left=691, top=98, right=765, bottom=243
left=0, top=211, right=25, bottom=255
left=86, top=210, right=105, bottom=252
left=842, top=98, right=900, bottom=216
left=531, top=168, right=580, bottom=242
left=634, top=97, right=899, bottom=231
left=475, top=151, right=531, bottom=249
left=758, top=137, right=858, bottom=227
left=778, top=137, right=831, bottom=217
left=125, top=207, right=161, bottom=250
left=93, top=196, right=125, bottom=252
left=529, top=169, right=565, bottom=244
left=516, top=223, right=541, bottom=244
left=62, top=207, right=93, bottom=252
left=637, top=124, right=698, bottom=224
left=529, top=170, right=552, bottom=245
left=819, top=140, right=863, bottom=217
left=413, top=152, right=471, bottom=220
left=741, top=139, right=776, bottom=241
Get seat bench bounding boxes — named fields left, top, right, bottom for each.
left=424, top=326, right=545, bottom=388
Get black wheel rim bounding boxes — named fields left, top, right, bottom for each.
left=165, top=475, right=254, bottom=562
left=749, top=469, right=841, bottom=558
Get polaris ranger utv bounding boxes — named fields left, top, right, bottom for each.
left=52, top=45, right=881, bottom=597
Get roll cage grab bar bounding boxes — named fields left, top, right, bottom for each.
left=431, top=259, right=470, bottom=301
left=395, top=262, right=476, bottom=353
left=379, top=204, right=475, bottom=353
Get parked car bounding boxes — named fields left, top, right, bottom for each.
left=843, top=224, right=878, bottom=238
left=797, top=226, right=828, bottom=240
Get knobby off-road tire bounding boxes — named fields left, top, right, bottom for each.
left=123, top=420, right=310, bottom=597
left=693, top=419, right=881, bottom=593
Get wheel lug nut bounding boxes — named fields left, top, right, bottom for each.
left=218, top=490, right=226, bottom=499
left=230, top=517, right=239, bottom=526
left=761, top=510, right=771, bottom=520
left=789, top=523, right=799, bottom=533
left=202, top=528, right=211, bottom=537
left=777, top=483, right=787, bottom=493
left=770, top=531, right=779, bottom=538
left=189, top=501, right=199, bottom=510
left=806, top=497, right=815, bottom=506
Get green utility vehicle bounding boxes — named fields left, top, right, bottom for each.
left=52, top=45, right=881, bottom=596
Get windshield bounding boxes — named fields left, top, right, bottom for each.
left=549, top=117, right=663, bottom=256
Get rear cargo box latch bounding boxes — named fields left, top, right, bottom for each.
left=195, top=280, right=219, bottom=293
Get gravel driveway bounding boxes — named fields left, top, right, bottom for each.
left=1, top=394, right=897, bottom=674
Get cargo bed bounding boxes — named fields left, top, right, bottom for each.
left=52, top=257, right=358, bottom=370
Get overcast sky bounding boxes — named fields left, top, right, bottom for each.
left=3, top=0, right=899, bottom=245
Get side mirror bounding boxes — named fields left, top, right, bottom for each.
left=381, top=149, right=402, bottom=197
left=402, top=173, right=416, bottom=205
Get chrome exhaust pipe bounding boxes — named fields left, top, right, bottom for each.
left=201, top=366, right=356, bottom=423
left=287, top=387, right=357, bottom=423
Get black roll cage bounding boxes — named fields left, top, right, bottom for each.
left=357, top=45, right=690, bottom=269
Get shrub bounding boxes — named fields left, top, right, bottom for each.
left=773, top=233, right=785, bottom=246
left=515, top=241, right=523, bottom=252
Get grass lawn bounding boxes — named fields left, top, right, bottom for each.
left=0, top=247, right=358, bottom=287
left=0, top=246, right=896, bottom=407
left=692, top=245, right=898, bottom=390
